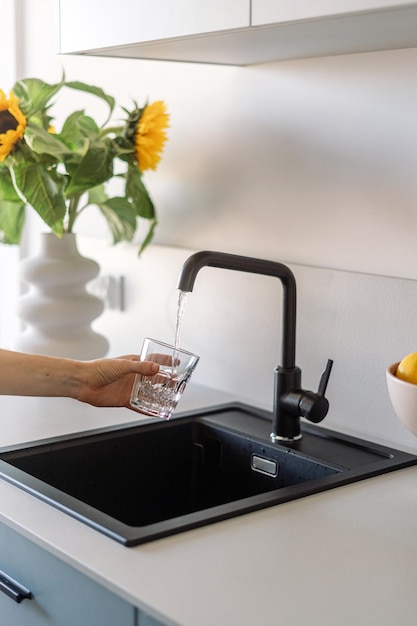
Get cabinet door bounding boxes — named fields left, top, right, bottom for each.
left=58, top=0, right=249, bottom=53
left=0, top=522, right=135, bottom=626
left=251, top=0, right=417, bottom=25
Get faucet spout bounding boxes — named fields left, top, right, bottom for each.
left=177, top=250, right=297, bottom=370
left=177, top=251, right=332, bottom=441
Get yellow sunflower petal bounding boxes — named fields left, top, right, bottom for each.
left=0, top=90, right=27, bottom=162
left=134, top=101, right=169, bottom=172
left=0, top=89, right=9, bottom=110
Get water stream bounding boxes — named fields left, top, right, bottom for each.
left=174, top=290, right=188, bottom=351
left=172, top=290, right=188, bottom=372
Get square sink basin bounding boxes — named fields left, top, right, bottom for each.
left=0, top=402, right=416, bottom=546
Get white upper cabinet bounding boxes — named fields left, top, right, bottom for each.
left=252, top=0, right=417, bottom=24
left=57, top=0, right=417, bottom=65
left=249, top=0, right=417, bottom=64
left=58, top=0, right=249, bottom=53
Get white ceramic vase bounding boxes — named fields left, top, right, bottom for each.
left=14, top=233, right=109, bottom=360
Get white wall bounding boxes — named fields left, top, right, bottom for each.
left=13, top=1, right=417, bottom=281
left=56, top=48, right=417, bottom=281
left=4, top=0, right=417, bottom=450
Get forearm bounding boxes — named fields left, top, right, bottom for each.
left=0, top=349, right=82, bottom=398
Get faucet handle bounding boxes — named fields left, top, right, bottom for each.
left=275, top=359, right=334, bottom=439
left=298, top=359, right=333, bottom=424
left=318, top=359, right=333, bottom=396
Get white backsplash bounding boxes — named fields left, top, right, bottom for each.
left=78, top=237, right=417, bottom=453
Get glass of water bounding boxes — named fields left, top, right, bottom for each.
left=130, top=338, right=200, bottom=419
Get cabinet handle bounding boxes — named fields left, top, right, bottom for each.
left=0, top=569, right=32, bottom=603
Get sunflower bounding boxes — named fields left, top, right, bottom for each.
left=0, top=89, right=27, bottom=162
left=134, top=101, right=169, bottom=172
left=0, top=76, right=169, bottom=254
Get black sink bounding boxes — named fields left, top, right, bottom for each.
left=0, top=402, right=416, bottom=546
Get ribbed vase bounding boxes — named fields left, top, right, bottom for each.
left=14, top=233, right=109, bottom=360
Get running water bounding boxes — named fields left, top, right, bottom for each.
left=173, top=290, right=188, bottom=371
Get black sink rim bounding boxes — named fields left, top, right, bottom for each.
left=0, top=402, right=416, bottom=547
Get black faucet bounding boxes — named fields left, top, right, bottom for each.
left=177, top=250, right=333, bottom=441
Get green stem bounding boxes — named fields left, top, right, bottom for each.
left=8, top=166, right=28, bottom=205
left=99, top=125, right=123, bottom=137
left=66, top=194, right=81, bottom=233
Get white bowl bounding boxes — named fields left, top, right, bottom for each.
left=386, top=362, right=417, bottom=437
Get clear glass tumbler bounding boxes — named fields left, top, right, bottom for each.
left=130, top=337, right=200, bottom=419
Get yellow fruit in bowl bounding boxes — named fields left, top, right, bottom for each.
left=396, top=352, right=417, bottom=385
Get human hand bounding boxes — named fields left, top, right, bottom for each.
left=76, top=355, right=159, bottom=408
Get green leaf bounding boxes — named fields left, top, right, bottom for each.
left=25, top=122, right=74, bottom=161
left=0, top=167, right=22, bottom=202
left=64, top=81, right=115, bottom=124
left=13, top=163, right=66, bottom=236
left=65, top=141, right=114, bottom=196
left=0, top=199, right=26, bottom=244
left=126, top=165, right=155, bottom=219
left=138, top=218, right=157, bottom=256
left=95, top=196, right=137, bottom=244
left=87, top=184, right=107, bottom=206
left=59, top=111, right=100, bottom=149
left=13, top=77, right=115, bottom=127
left=13, top=77, right=65, bottom=117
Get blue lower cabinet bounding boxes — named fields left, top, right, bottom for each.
left=0, top=522, right=165, bottom=626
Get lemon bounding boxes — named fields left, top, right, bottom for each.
left=396, top=352, right=417, bottom=384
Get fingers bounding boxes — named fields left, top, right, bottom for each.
left=135, top=360, right=159, bottom=375
left=114, top=354, right=141, bottom=362
left=99, top=355, right=158, bottom=373
left=87, top=357, right=159, bottom=390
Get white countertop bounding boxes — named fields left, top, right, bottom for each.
left=1, top=387, right=417, bottom=626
